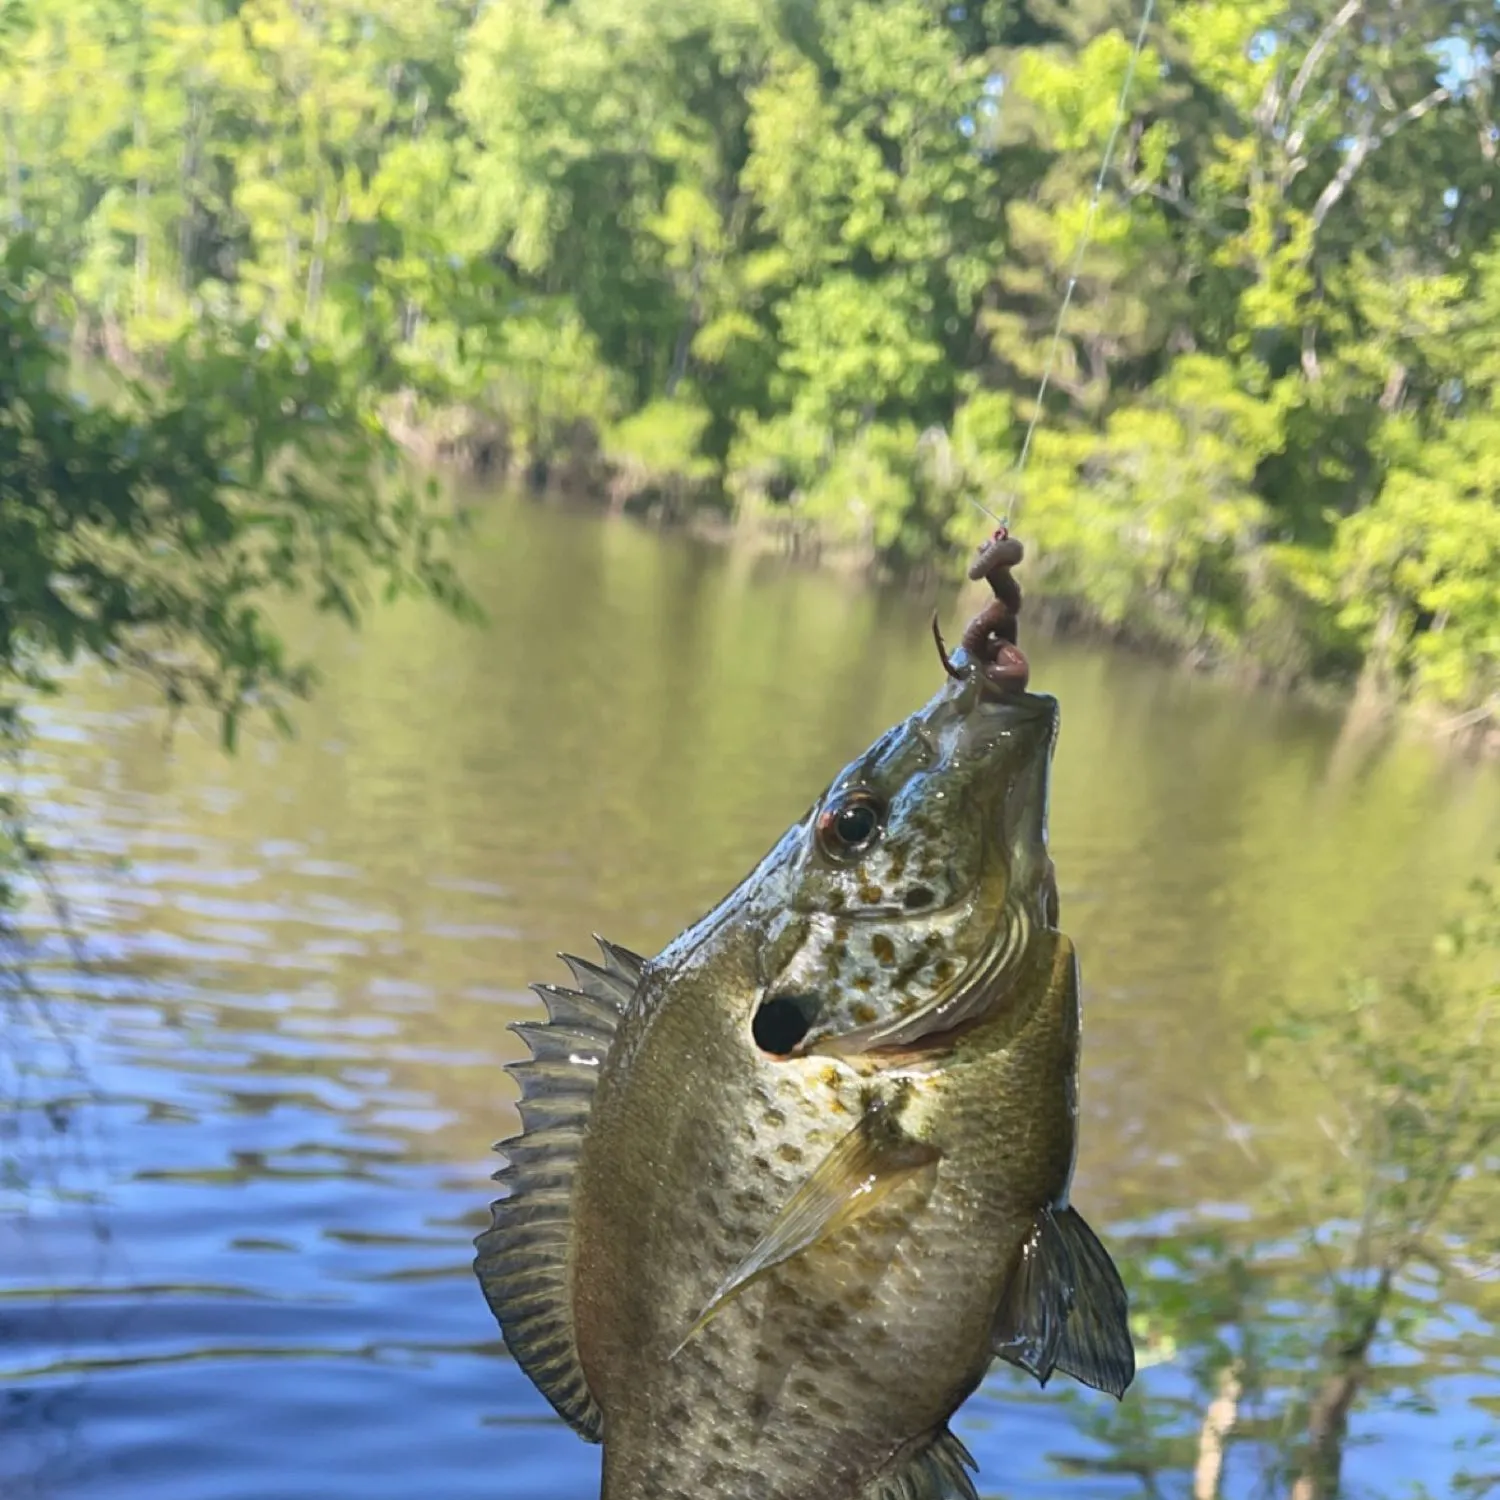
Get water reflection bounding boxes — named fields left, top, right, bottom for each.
left=3, top=494, right=1497, bottom=1498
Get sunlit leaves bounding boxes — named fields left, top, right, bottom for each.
left=1007, top=29, right=1167, bottom=156
left=3, top=0, right=1498, bottom=720
left=775, top=275, right=946, bottom=425
left=604, top=394, right=717, bottom=507
left=1327, top=412, right=1500, bottom=712
left=0, top=234, right=472, bottom=748
left=744, top=1, right=997, bottom=283
left=1017, top=354, right=1285, bottom=651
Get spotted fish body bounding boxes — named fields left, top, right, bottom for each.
left=476, top=669, right=1134, bottom=1500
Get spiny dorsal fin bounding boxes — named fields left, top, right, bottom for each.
left=593, top=934, right=646, bottom=989
left=558, top=935, right=643, bottom=1012
left=473, top=936, right=644, bottom=1441
left=865, top=1429, right=978, bottom=1500
left=991, top=1204, right=1135, bottom=1400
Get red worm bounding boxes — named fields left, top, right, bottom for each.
left=932, top=528, right=1030, bottom=694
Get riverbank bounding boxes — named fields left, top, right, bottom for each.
left=385, top=403, right=1496, bottom=759
left=45, top=328, right=1500, bottom=758
left=11, top=0, right=1500, bottom=771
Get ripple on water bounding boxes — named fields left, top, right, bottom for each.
left=4, top=499, right=1498, bottom=1498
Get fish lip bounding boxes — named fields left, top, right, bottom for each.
left=964, top=687, right=1059, bottom=743
left=983, top=687, right=1058, bottom=723
left=939, top=672, right=1057, bottom=724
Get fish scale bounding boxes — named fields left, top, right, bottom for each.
left=476, top=671, right=1135, bottom=1499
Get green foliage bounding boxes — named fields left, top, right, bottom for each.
left=0, top=233, right=472, bottom=755
left=1320, top=413, right=1500, bottom=713
left=1248, top=877, right=1499, bottom=1278
left=604, top=394, right=717, bottom=512
left=2, top=0, right=1498, bottom=718
left=1018, top=354, right=1287, bottom=653
left=1070, top=867, right=1500, bottom=1498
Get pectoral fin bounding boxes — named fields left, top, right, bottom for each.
left=991, top=1204, right=1135, bottom=1399
left=674, top=1102, right=939, bottom=1357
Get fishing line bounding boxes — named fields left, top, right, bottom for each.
left=997, top=0, right=1157, bottom=527
left=943, top=0, right=1155, bottom=690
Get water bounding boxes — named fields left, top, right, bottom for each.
left=3, top=495, right=1497, bottom=1499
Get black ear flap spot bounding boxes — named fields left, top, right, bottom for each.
left=752, top=993, right=822, bottom=1056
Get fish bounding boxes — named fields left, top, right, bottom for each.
left=475, top=657, right=1135, bottom=1500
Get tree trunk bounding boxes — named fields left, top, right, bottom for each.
left=665, top=315, right=694, bottom=397
left=3, top=108, right=20, bottom=230
left=305, top=205, right=329, bottom=330
left=1378, top=361, right=1407, bottom=414
left=179, top=93, right=202, bottom=293
left=1192, top=1361, right=1242, bottom=1500
left=134, top=109, right=150, bottom=323
left=1348, top=597, right=1401, bottom=723
left=664, top=258, right=702, bottom=397
left=1290, top=1271, right=1391, bottom=1500
left=1290, top=1363, right=1364, bottom=1500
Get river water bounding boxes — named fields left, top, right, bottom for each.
left=3, top=494, right=1497, bottom=1499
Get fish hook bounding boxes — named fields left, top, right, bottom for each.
left=931, top=614, right=964, bottom=681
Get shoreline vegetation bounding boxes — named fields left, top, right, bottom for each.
left=4, top=0, right=1499, bottom=748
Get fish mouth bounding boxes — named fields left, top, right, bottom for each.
left=962, top=683, right=1059, bottom=750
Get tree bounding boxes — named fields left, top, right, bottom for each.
left=3, top=0, right=1497, bottom=722
left=0, top=232, right=470, bottom=780
left=1061, top=867, right=1500, bottom=1499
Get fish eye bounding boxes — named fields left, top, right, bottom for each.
left=816, top=791, right=885, bottom=861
